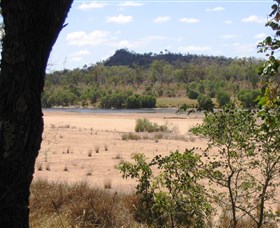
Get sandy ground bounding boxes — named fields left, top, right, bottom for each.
left=34, top=111, right=205, bottom=192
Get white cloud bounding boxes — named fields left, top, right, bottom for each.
left=242, top=15, right=266, bottom=24
left=106, top=14, right=133, bottom=24
left=225, top=20, right=232, bottom=24
left=71, top=50, right=90, bottom=57
left=221, top=34, right=236, bottom=39
left=66, top=30, right=110, bottom=46
left=109, top=35, right=170, bottom=50
left=70, top=50, right=91, bottom=62
left=254, top=33, right=266, bottom=39
left=77, top=2, right=107, bottom=10
left=179, top=18, right=199, bottom=23
left=206, top=6, right=225, bottom=12
left=117, top=1, right=144, bottom=7
left=178, top=45, right=211, bottom=52
left=154, top=16, right=171, bottom=23
left=233, top=43, right=256, bottom=53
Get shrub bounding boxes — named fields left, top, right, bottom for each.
left=187, top=89, right=199, bottom=99
left=140, top=95, right=156, bottom=108
left=121, top=133, right=141, bottom=140
left=216, top=91, right=230, bottom=107
left=197, top=94, right=214, bottom=111
left=126, top=95, right=140, bottom=109
left=134, top=118, right=169, bottom=133
left=118, top=151, right=211, bottom=227
left=191, top=103, right=280, bottom=227
left=237, top=90, right=259, bottom=108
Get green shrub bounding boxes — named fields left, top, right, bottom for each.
left=187, top=89, right=199, bottom=99
left=197, top=94, right=214, bottom=111
left=135, top=118, right=169, bottom=133
left=140, top=95, right=156, bottom=108
left=118, top=151, right=211, bottom=227
left=237, top=90, right=259, bottom=108
left=126, top=95, right=141, bottom=109
left=216, top=91, right=230, bottom=107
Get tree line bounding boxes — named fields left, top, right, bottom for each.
left=43, top=50, right=263, bottom=109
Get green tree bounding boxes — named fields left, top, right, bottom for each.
left=192, top=104, right=280, bottom=227
left=118, top=151, right=211, bottom=227
left=0, top=0, right=73, bottom=226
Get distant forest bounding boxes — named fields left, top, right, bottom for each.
left=43, top=49, right=263, bottom=109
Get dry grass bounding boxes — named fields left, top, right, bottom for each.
left=29, top=179, right=278, bottom=228
left=87, top=149, right=93, bottom=157
left=37, top=163, right=43, bottom=171
left=94, top=145, right=100, bottom=153
left=29, top=179, right=139, bottom=228
left=121, top=132, right=141, bottom=141
left=113, top=153, right=123, bottom=160
left=104, top=179, right=112, bottom=189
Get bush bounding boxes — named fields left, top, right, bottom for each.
left=126, top=95, right=141, bottom=109
left=140, top=95, right=156, bottom=108
left=187, top=89, right=199, bottom=99
left=197, top=94, right=214, bottom=111
left=216, top=91, right=230, bottom=107
left=237, top=90, right=259, bottom=108
left=135, top=118, right=169, bottom=132
left=118, top=151, right=211, bottom=227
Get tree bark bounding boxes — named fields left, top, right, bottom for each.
left=0, top=0, right=73, bottom=226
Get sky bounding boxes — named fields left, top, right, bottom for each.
left=48, top=0, right=273, bottom=71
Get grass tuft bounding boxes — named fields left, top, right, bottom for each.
left=30, top=180, right=138, bottom=227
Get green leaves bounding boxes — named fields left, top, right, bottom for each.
left=118, top=150, right=211, bottom=227
left=193, top=103, right=280, bottom=226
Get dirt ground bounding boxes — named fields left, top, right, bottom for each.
left=34, top=111, right=205, bottom=192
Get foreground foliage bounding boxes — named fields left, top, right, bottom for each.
left=118, top=151, right=212, bottom=227
left=192, top=104, right=280, bottom=227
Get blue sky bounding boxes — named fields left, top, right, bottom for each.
left=48, top=0, right=272, bottom=71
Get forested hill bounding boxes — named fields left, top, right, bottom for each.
left=43, top=49, right=263, bottom=109
left=104, top=49, right=233, bottom=67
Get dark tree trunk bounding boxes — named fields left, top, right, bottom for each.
left=0, top=1, right=73, bottom=227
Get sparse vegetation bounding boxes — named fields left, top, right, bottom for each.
left=94, top=145, right=100, bottom=153
left=37, top=163, right=43, bottom=171
left=135, top=118, right=170, bottom=133
left=30, top=180, right=138, bottom=227
left=45, top=164, right=51, bottom=171
left=104, top=179, right=112, bottom=189
left=86, top=170, right=92, bottom=176
left=87, top=149, right=92, bottom=157
left=121, top=132, right=141, bottom=140
left=113, top=154, right=123, bottom=160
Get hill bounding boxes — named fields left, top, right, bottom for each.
left=104, top=49, right=233, bottom=67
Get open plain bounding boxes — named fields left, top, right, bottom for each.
left=34, top=110, right=205, bottom=192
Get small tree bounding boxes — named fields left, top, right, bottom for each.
left=118, top=150, right=212, bottom=227
left=192, top=104, right=280, bottom=227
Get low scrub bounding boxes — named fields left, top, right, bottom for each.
left=121, top=132, right=141, bottom=140
left=135, top=118, right=170, bottom=133
left=29, top=179, right=138, bottom=228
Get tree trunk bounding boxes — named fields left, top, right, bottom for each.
left=0, top=0, right=73, bottom=226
